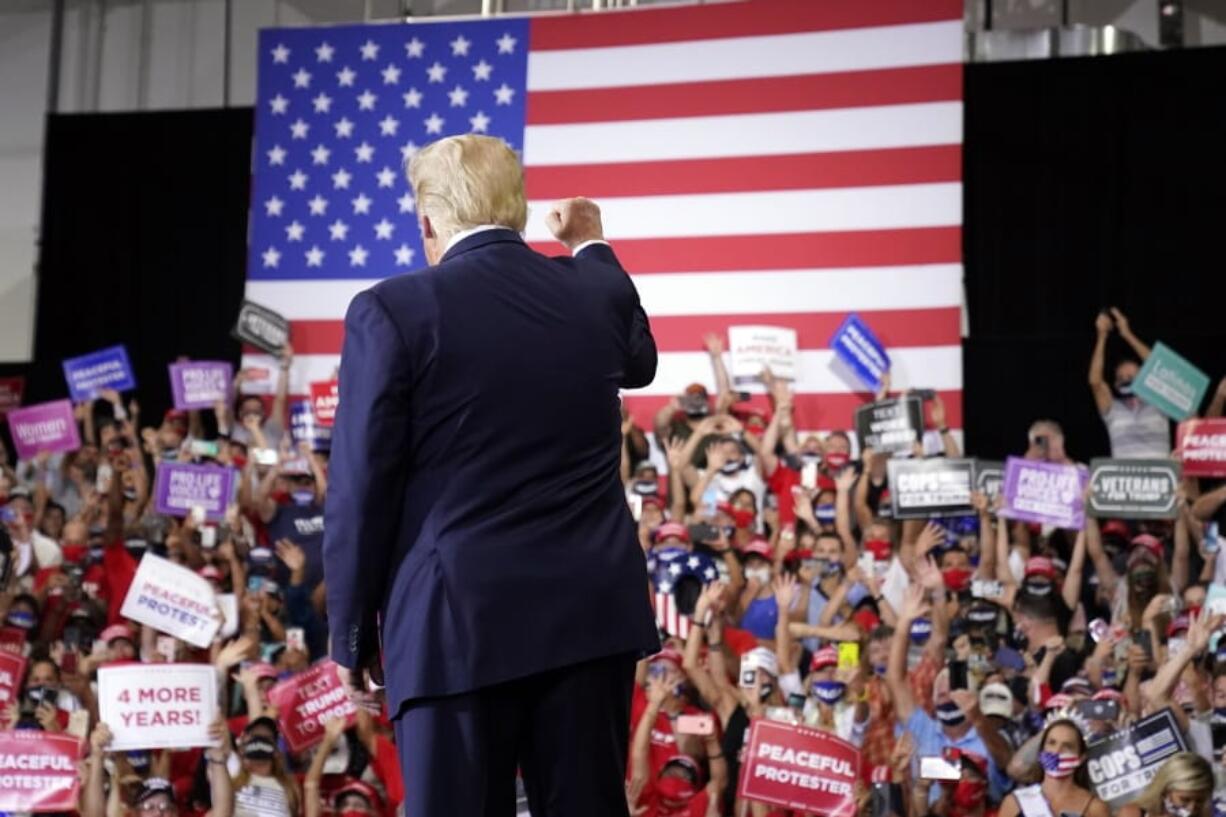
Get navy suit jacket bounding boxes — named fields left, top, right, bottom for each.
left=323, top=228, right=662, bottom=711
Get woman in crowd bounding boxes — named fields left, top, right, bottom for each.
left=1120, top=753, right=1215, bottom=817
left=998, top=718, right=1109, bottom=817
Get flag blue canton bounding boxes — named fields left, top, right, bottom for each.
left=249, top=19, right=530, bottom=281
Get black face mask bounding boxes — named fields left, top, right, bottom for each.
left=243, top=739, right=276, bottom=761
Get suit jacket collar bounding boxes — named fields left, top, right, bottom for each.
left=439, top=227, right=524, bottom=263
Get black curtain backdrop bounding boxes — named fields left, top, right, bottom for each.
left=18, top=46, right=1226, bottom=459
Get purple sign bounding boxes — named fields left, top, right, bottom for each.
left=169, top=361, right=233, bottom=411
left=153, top=462, right=235, bottom=521
left=1000, top=456, right=1088, bottom=530
left=62, top=345, right=136, bottom=401
left=5, top=400, right=81, bottom=460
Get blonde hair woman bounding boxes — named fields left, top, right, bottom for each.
left=1119, top=752, right=1214, bottom=817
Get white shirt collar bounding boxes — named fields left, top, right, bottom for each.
left=443, top=224, right=511, bottom=254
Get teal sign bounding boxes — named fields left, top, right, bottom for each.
left=1133, top=341, right=1210, bottom=421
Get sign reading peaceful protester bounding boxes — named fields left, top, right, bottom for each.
left=153, top=461, right=234, bottom=521
left=738, top=719, right=859, bottom=815
left=1177, top=419, right=1226, bottom=478
left=120, top=553, right=222, bottom=648
left=61, top=344, right=136, bottom=401
left=1133, top=342, right=1210, bottom=421
left=98, top=663, right=217, bottom=750
left=854, top=397, right=923, bottom=454
left=1088, top=459, right=1181, bottom=519
left=267, top=660, right=357, bottom=752
left=830, top=314, right=890, bottom=393
left=6, top=400, right=81, bottom=460
left=0, top=731, right=82, bottom=812
left=1086, top=708, right=1186, bottom=809
left=232, top=299, right=290, bottom=355
left=169, top=361, right=233, bottom=410
left=887, top=458, right=975, bottom=519
left=729, top=325, right=798, bottom=384
left=974, top=460, right=1005, bottom=500
left=999, top=457, right=1088, bottom=530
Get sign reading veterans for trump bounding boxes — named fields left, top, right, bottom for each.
left=1134, top=342, right=1210, bottom=421
left=1086, top=708, right=1186, bottom=809
left=729, top=326, right=798, bottom=384
left=830, top=314, right=890, bottom=393
left=974, top=460, right=1005, bottom=500
left=887, top=458, right=975, bottom=519
left=854, top=397, right=923, bottom=455
left=267, top=660, right=357, bottom=753
left=169, top=361, right=233, bottom=411
left=1177, top=419, right=1226, bottom=477
left=120, top=553, right=222, bottom=648
left=6, top=400, right=81, bottom=460
left=232, top=300, right=290, bottom=355
left=98, top=663, right=218, bottom=750
left=62, top=344, right=136, bottom=401
left=0, top=731, right=82, bottom=812
left=738, top=719, right=859, bottom=815
left=1088, top=459, right=1181, bottom=519
left=999, top=457, right=1088, bottom=530
left=153, top=461, right=234, bottom=521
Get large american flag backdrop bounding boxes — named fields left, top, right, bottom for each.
left=244, top=0, right=964, bottom=439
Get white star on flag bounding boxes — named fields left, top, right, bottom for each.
left=658, top=581, right=673, bottom=594
left=378, top=115, right=399, bottom=136
left=405, top=37, right=425, bottom=58
left=424, top=113, right=444, bottom=134
left=271, top=44, right=290, bottom=63
left=312, top=93, right=332, bottom=113
left=337, top=66, right=356, bottom=86
left=703, top=567, right=717, bottom=581
left=360, top=40, right=379, bottom=60
left=315, top=42, right=334, bottom=62
left=394, top=244, right=415, bottom=265
left=496, top=33, right=517, bottom=54
left=450, top=35, right=471, bottom=56
left=376, top=167, right=397, bottom=187
left=667, top=563, right=682, bottom=576
left=374, top=218, right=395, bottom=239
left=472, top=60, right=492, bottom=81
left=305, top=245, right=324, bottom=266
left=448, top=85, right=469, bottom=107
left=267, top=145, right=287, bottom=165
left=311, top=144, right=330, bottom=165
left=352, top=192, right=372, bottom=214
left=382, top=64, right=401, bottom=84
left=397, top=193, right=416, bottom=213
left=494, top=83, right=515, bottom=105
left=307, top=194, right=328, bottom=215
left=687, top=557, right=700, bottom=569
left=290, top=118, right=309, bottom=139
left=403, top=88, right=423, bottom=108
left=357, top=90, right=377, bottom=110
left=355, top=142, right=375, bottom=162
left=269, top=94, right=289, bottom=114
left=334, top=117, right=355, bottom=138
left=328, top=220, right=349, bottom=240
left=285, top=221, right=305, bottom=241
left=400, top=142, right=420, bottom=161
left=331, top=168, right=352, bottom=189
left=349, top=244, right=369, bottom=266
left=426, top=62, right=447, bottom=83
left=292, top=68, right=311, bottom=88
left=288, top=169, right=308, bottom=190
left=469, top=111, right=491, bottom=133
left=265, top=196, right=284, bottom=216
left=262, top=247, right=281, bottom=267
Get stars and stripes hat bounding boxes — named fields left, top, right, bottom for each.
left=646, top=547, right=720, bottom=596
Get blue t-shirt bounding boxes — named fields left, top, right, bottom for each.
left=903, top=707, right=1011, bottom=803
left=265, top=500, right=326, bottom=587
left=740, top=595, right=778, bottom=640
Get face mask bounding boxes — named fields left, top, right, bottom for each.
left=872, top=663, right=887, bottom=677
left=864, top=538, right=892, bottom=561
left=811, top=680, right=846, bottom=705
left=942, top=568, right=973, bottom=593
left=816, top=558, right=842, bottom=579
left=60, top=544, right=88, bottom=564
left=720, top=459, right=746, bottom=475
left=654, top=775, right=697, bottom=805
left=632, top=480, right=658, bottom=497
left=243, top=739, right=276, bottom=761
left=1212, top=708, right=1226, bottom=724
left=759, top=683, right=774, bottom=701
left=290, top=489, right=315, bottom=506
left=1038, top=750, right=1081, bottom=778
left=339, top=810, right=370, bottom=817
left=814, top=504, right=836, bottom=525
left=799, top=452, right=822, bottom=467
left=726, top=507, right=755, bottom=529
left=910, top=618, right=932, bottom=645
left=1023, top=577, right=1054, bottom=596
left=824, top=452, right=850, bottom=471
left=1164, top=797, right=1194, bottom=817
left=935, top=701, right=966, bottom=727
left=1130, top=570, right=1158, bottom=592
left=952, top=778, right=987, bottom=810
left=745, top=567, right=772, bottom=585
left=6, top=610, right=35, bottom=630
left=1113, top=380, right=1134, bottom=398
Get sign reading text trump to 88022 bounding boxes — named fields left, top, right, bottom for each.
left=738, top=719, right=859, bottom=816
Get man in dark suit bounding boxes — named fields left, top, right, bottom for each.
left=323, top=134, right=661, bottom=816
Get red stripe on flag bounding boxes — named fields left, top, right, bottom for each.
left=524, top=146, right=961, bottom=200
left=530, top=0, right=963, bottom=51
left=525, top=64, right=961, bottom=125
left=528, top=226, right=961, bottom=274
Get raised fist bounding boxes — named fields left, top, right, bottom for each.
left=545, top=197, right=604, bottom=251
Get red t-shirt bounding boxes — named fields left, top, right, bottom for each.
left=640, top=786, right=709, bottom=817
left=767, top=464, right=801, bottom=527
left=627, top=686, right=702, bottom=782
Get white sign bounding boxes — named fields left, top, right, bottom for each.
left=98, top=663, right=217, bottom=750
left=728, top=325, right=798, bottom=385
left=217, top=593, right=239, bottom=638
left=120, top=554, right=222, bottom=648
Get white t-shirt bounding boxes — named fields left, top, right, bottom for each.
left=234, top=775, right=291, bottom=817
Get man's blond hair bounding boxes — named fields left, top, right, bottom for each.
left=406, top=135, right=527, bottom=241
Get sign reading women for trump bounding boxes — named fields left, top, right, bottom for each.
left=98, top=663, right=217, bottom=750
left=6, top=400, right=81, bottom=460
left=0, top=731, right=82, bottom=812
left=267, top=660, right=357, bottom=752
left=1000, top=457, right=1088, bottom=530
left=169, top=361, right=233, bottom=410
left=153, top=462, right=234, bottom=521
left=739, top=720, right=859, bottom=815
left=120, top=554, right=222, bottom=648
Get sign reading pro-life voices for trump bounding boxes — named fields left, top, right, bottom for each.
left=999, top=457, right=1088, bottom=530
left=5, top=400, right=81, bottom=460
left=153, top=461, right=235, bottom=521
left=120, top=553, right=222, bottom=648
left=738, top=719, right=860, bottom=816
left=168, top=361, right=233, bottom=411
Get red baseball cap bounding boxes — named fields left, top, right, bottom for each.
left=782, top=548, right=814, bottom=565
left=1168, top=614, right=1190, bottom=637
left=650, top=647, right=684, bottom=671
left=1101, top=520, right=1131, bottom=539
left=1131, top=534, right=1164, bottom=559
left=248, top=662, right=279, bottom=682
left=101, top=623, right=135, bottom=645
left=654, top=522, right=690, bottom=545
left=1025, top=556, right=1057, bottom=580
left=741, top=537, right=773, bottom=559
left=810, top=645, right=838, bottom=672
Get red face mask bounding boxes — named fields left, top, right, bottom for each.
left=864, top=539, right=892, bottom=561
left=338, top=810, right=369, bottom=817
left=824, top=451, right=850, bottom=471
left=951, top=778, right=987, bottom=814
left=942, top=568, right=973, bottom=593
left=654, top=776, right=697, bottom=812
left=269, top=490, right=291, bottom=505
left=60, top=544, right=89, bottom=564
left=718, top=503, right=755, bottom=529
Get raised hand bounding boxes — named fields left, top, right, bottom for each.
left=703, top=333, right=724, bottom=357
left=274, top=538, right=306, bottom=573
left=1109, top=307, right=1131, bottom=336
left=646, top=676, right=671, bottom=707
left=545, top=197, right=603, bottom=251
left=771, top=574, right=798, bottom=611
left=705, top=441, right=728, bottom=473
left=665, top=436, right=687, bottom=472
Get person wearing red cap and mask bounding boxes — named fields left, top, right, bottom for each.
left=628, top=648, right=706, bottom=786
left=305, top=717, right=387, bottom=817
left=736, top=537, right=780, bottom=640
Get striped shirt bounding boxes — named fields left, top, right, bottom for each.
left=1102, top=399, right=1171, bottom=459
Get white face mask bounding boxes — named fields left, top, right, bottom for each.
left=1164, top=796, right=1194, bottom=817
left=745, top=567, right=772, bottom=585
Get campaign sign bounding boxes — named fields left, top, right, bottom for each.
left=1088, top=458, right=1181, bottom=519
left=1086, top=708, right=1186, bottom=809
left=309, top=380, right=339, bottom=427
left=232, top=299, right=290, bottom=355
left=0, top=731, right=82, bottom=812
left=1177, top=419, right=1226, bottom=478
left=0, top=651, right=26, bottom=712
left=0, top=375, right=24, bottom=417
left=6, top=400, right=81, bottom=460
left=1133, top=342, right=1210, bottom=421
left=974, top=460, right=1005, bottom=501
left=999, top=457, right=1088, bottom=530
left=729, top=325, right=798, bottom=384
left=854, top=397, right=924, bottom=455
left=887, top=458, right=975, bottom=519
left=0, top=626, right=27, bottom=657
left=154, top=461, right=234, bottom=521
left=61, top=344, right=136, bottom=402
left=738, top=719, right=859, bottom=815
left=169, top=361, right=233, bottom=411
left=120, top=553, right=222, bottom=648
left=290, top=399, right=331, bottom=452
left=830, top=314, right=890, bottom=393
left=267, top=659, right=357, bottom=753
left=97, top=663, right=217, bottom=750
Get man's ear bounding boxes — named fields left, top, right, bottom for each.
left=420, top=214, right=435, bottom=240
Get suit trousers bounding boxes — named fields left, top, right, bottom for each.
left=392, top=652, right=637, bottom=817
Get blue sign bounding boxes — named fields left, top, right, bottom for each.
left=62, top=345, right=137, bottom=401
left=290, top=400, right=330, bottom=452
left=830, top=314, right=890, bottom=392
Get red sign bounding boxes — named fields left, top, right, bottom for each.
left=737, top=719, right=860, bottom=815
left=1177, top=419, right=1226, bottom=477
left=0, top=626, right=27, bottom=656
left=309, top=380, right=339, bottom=427
left=0, top=376, right=23, bottom=417
left=267, top=659, right=357, bottom=752
left=0, top=731, right=82, bottom=812
left=0, top=651, right=27, bottom=726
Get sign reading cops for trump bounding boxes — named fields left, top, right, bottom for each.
left=739, top=719, right=859, bottom=816
left=830, top=314, right=890, bottom=393
left=728, top=325, right=798, bottom=384
left=1133, top=341, right=1210, bottom=421
left=999, top=457, right=1088, bottom=530
left=887, top=458, right=975, bottom=519
left=854, top=397, right=923, bottom=455
left=232, top=299, right=290, bottom=355
left=1088, top=459, right=1181, bottom=519
left=1086, top=708, right=1186, bottom=809
left=1177, top=419, right=1226, bottom=478
left=62, top=344, right=136, bottom=401
left=153, top=462, right=234, bottom=521
left=974, top=460, right=1005, bottom=500
left=120, top=553, right=222, bottom=648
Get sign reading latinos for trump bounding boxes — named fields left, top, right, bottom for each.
left=0, top=652, right=26, bottom=714
left=97, top=663, right=217, bottom=751
left=887, top=458, right=975, bottom=519
left=1088, top=459, right=1181, bottom=519
left=999, top=457, right=1088, bottom=530
left=310, top=380, right=339, bottom=427
left=154, top=461, right=234, bottom=521
left=169, top=361, right=233, bottom=411
left=267, top=660, right=357, bottom=753
left=1133, top=341, right=1210, bottom=421
left=830, top=314, right=890, bottom=393
left=738, top=719, right=859, bottom=815
left=0, top=731, right=82, bottom=812
left=120, top=553, right=222, bottom=648
left=0, top=375, right=24, bottom=417
left=1086, top=708, right=1186, bottom=809
left=974, top=460, right=1005, bottom=501
left=6, top=400, right=81, bottom=460
left=1177, top=419, right=1226, bottom=478
left=854, top=397, right=924, bottom=455
left=729, top=325, right=798, bottom=385
left=61, top=344, right=136, bottom=402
